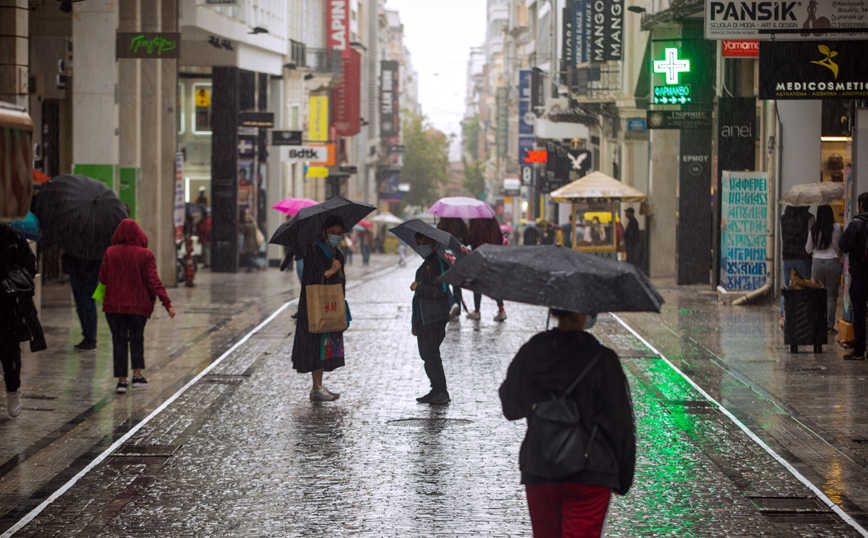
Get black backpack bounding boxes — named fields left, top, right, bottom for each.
left=525, top=353, right=602, bottom=479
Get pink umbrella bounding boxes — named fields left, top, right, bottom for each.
left=427, top=196, right=496, bottom=219
left=272, top=198, right=318, bottom=215
left=499, top=224, right=512, bottom=233
left=357, top=219, right=374, bottom=228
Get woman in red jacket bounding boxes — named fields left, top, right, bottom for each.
left=99, top=219, right=176, bottom=394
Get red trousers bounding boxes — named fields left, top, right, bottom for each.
left=525, top=483, right=612, bottom=538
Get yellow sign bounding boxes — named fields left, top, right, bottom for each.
left=195, top=88, right=210, bottom=107
left=504, top=196, right=513, bottom=204
left=307, top=166, right=329, bottom=177
left=308, top=96, right=329, bottom=142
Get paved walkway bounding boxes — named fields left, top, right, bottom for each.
left=0, top=260, right=867, bottom=537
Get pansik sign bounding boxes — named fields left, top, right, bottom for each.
left=759, top=41, right=868, bottom=100
left=720, top=172, right=769, bottom=291
left=705, top=0, right=868, bottom=40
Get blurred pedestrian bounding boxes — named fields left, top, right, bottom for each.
left=411, top=233, right=451, bottom=405
left=197, top=208, right=212, bottom=268
left=590, top=216, right=606, bottom=243
left=61, top=252, right=101, bottom=351
left=499, top=309, right=636, bottom=537
left=358, top=227, right=373, bottom=266
left=806, top=205, right=842, bottom=333
left=342, top=232, right=354, bottom=265
left=195, top=186, right=209, bottom=209
left=780, top=205, right=815, bottom=324
left=540, top=220, right=555, bottom=245
left=98, top=219, right=175, bottom=394
left=563, top=215, right=574, bottom=248
left=840, top=193, right=868, bottom=359
left=624, top=208, right=644, bottom=271
left=437, top=217, right=470, bottom=320
left=398, top=240, right=407, bottom=266
left=523, top=223, right=539, bottom=246
left=0, top=223, right=46, bottom=417
left=292, top=216, right=347, bottom=401
left=468, top=218, right=507, bottom=321
left=240, top=212, right=260, bottom=272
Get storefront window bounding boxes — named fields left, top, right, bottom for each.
left=192, top=82, right=212, bottom=135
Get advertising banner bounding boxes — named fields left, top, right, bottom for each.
left=759, top=41, right=868, bottom=100
left=720, top=172, right=769, bottom=291
left=327, top=0, right=349, bottom=51
left=310, top=144, right=337, bottom=166
left=116, top=32, right=180, bottom=59
left=285, top=146, right=329, bottom=162
left=721, top=40, right=758, bottom=58
left=647, top=110, right=711, bottom=129
left=572, top=0, right=591, bottom=64
left=718, top=97, right=756, bottom=175
left=174, top=153, right=184, bottom=241
left=308, top=96, right=329, bottom=142
left=334, top=48, right=361, bottom=136
left=271, top=130, right=302, bottom=146
left=705, top=0, right=868, bottom=40
left=496, top=87, right=508, bottom=159
left=380, top=60, right=399, bottom=138
left=518, top=136, right=535, bottom=165
left=590, top=0, right=624, bottom=62
left=650, top=39, right=716, bottom=105
left=562, top=6, right=572, bottom=84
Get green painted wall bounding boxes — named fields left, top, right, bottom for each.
left=72, top=164, right=118, bottom=190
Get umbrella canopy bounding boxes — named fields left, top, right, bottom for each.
left=370, top=211, right=404, bottom=225
left=269, top=196, right=375, bottom=250
left=8, top=211, right=40, bottom=241
left=32, top=174, right=129, bottom=260
left=427, top=196, right=496, bottom=219
left=550, top=171, right=646, bottom=202
left=358, top=219, right=374, bottom=228
left=352, top=224, right=366, bottom=232
left=780, top=181, right=844, bottom=207
left=437, top=244, right=663, bottom=313
left=389, top=219, right=471, bottom=266
left=272, top=197, right=318, bottom=215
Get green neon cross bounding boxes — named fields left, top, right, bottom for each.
left=654, top=48, right=690, bottom=85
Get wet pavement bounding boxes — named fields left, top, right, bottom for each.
left=1, top=258, right=868, bottom=536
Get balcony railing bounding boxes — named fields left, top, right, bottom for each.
left=305, top=48, right=342, bottom=77
left=289, top=40, right=306, bottom=68
left=574, top=67, right=621, bottom=101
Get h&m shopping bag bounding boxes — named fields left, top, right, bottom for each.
left=305, top=283, right=348, bottom=333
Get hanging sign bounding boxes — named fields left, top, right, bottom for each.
left=116, top=32, right=180, bottom=59
left=705, top=0, right=868, bottom=40
left=308, top=96, right=329, bottom=141
left=759, top=41, right=868, bottom=100
left=721, top=40, right=758, bottom=58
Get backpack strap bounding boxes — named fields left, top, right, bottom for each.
left=436, top=257, right=448, bottom=294
left=316, top=242, right=332, bottom=259
left=559, top=352, right=602, bottom=400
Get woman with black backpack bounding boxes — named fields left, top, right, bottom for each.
left=499, top=309, right=636, bottom=537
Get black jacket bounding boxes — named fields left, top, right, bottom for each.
left=840, top=213, right=868, bottom=276
left=499, top=330, right=635, bottom=495
left=412, top=254, right=449, bottom=329
left=0, top=224, right=46, bottom=352
left=780, top=207, right=814, bottom=260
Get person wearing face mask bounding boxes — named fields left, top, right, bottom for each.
left=410, top=233, right=451, bottom=405
left=291, top=216, right=348, bottom=402
left=499, top=309, right=636, bottom=538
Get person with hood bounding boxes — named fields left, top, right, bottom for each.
left=468, top=218, right=507, bottom=321
left=292, top=216, right=347, bottom=401
left=436, top=217, right=470, bottom=320
left=410, top=233, right=451, bottom=405
left=840, top=192, right=868, bottom=359
left=0, top=223, right=46, bottom=417
left=499, top=309, right=636, bottom=537
left=99, top=219, right=176, bottom=394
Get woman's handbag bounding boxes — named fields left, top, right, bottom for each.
left=2, top=267, right=34, bottom=295
left=306, top=281, right=348, bottom=333
left=254, top=226, right=265, bottom=247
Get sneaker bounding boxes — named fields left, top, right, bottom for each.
left=844, top=350, right=865, bottom=360
left=310, top=386, right=338, bottom=401
left=116, top=381, right=128, bottom=394
left=428, top=391, right=451, bottom=405
left=467, top=311, right=481, bottom=320
left=131, top=376, right=149, bottom=388
left=493, top=310, right=507, bottom=322
left=74, top=339, right=97, bottom=351
left=416, top=391, right=435, bottom=403
left=6, top=391, right=21, bottom=418
left=449, top=304, right=460, bottom=321
left=321, top=386, right=340, bottom=399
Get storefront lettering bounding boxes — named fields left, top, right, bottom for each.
left=129, top=34, right=177, bottom=56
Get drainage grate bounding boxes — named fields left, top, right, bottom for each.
left=387, top=418, right=473, bottom=428
left=663, top=400, right=718, bottom=415
left=748, top=496, right=834, bottom=524
left=202, top=374, right=246, bottom=384
left=616, top=349, right=657, bottom=359
left=112, top=444, right=180, bottom=458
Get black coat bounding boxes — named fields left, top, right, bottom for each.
left=840, top=213, right=868, bottom=276
left=0, top=224, right=46, bottom=352
left=499, top=330, right=635, bottom=495
left=412, top=254, right=449, bottom=329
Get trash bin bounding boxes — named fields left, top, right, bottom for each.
left=782, top=288, right=827, bottom=353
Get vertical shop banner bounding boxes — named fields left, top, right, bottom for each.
left=174, top=153, right=185, bottom=241
left=518, top=69, right=534, bottom=164
left=720, top=172, right=769, bottom=291
left=678, top=129, right=713, bottom=285
left=573, top=0, right=591, bottom=64
left=334, top=48, right=361, bottom=136
left=718, top=97, right=756, bottom=175
left=590, top=0, right=624, bottom=62
left=562, top=6, right=572, bottom=84
left=327, top=0, right=349, bottom=51
left=308, top=96, right=329, bottom=142
left=380, top=60, right=399, bottom=138
left=496, top=87, right=508, bottom=159
left=843, top=164, right=854, bottom=322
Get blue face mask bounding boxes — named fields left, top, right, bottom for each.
left=327, top=234, right=343, bottom=247
left=584, top=315, right=598, bottom=330
left=417, top=245, right=433, bottom=258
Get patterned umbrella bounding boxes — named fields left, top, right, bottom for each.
left=272, top=198, right=319, bottom=215
left=427, top=196, right=496, bottom=219
left=780, top=182, right=845, bottom=207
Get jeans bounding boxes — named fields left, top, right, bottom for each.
left=105, top=313, right=147, bottom=378
left=781, top=259, right=813, bottom=318
left=474, top=292, right=504, bottom=311
left=416, top=322, right=447, bottom=392
left=361, top=245, right=371, bottom=266
left=451, top=286, right=463, bottom=311
left=67, top=264, right=100, bottom=343
left=811, top=258, right=842, bottom=329
left=0, top=334, right=21, bottom=392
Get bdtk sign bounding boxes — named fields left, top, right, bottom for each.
left=705, top=0, right=868, bottom=40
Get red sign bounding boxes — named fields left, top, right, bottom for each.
left=722, top=40, right=758, bottom=58
left=334, top=49, right=361, bottom=136
left=526, top=150, right=548, bottom=163
left=327, top=0, right=349, bottom=51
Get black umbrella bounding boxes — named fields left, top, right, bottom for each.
left=268, top=196, right=375, bottom=250
left=389, top=219, right=471, bottom=265
left=437, top=244, right=664, bottom=313
left=32, top=174, right=129, bottom=261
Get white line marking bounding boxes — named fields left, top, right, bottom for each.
left=611, top=313, right=868, bottom=537
left=1, top=299, right=296, bottom=538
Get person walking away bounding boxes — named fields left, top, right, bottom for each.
left=624, top=208, right=645, bottom=271
left=291, top=216, right=347, bottom=401
left=62, top=252, right=101, bottom=351
left=540, top=220, right=555, bottom=245
left=839, top=193, right=868, bottom=359
left=523, top=222, right=539, bottom=246
left=0, top=223, right=47, bottom=417
left=359, top=227, right=373, bottom=266
left=241, top=213, right=260, bottom=272
left=780, top=205, right=815, bottom=325
left=411, top=233, right=451, bottom=405
left=806, top=205, right=842, bottom=333
left=468, top=218, right=507, bottom=321
left=437, top=217, right=470, bottom=320
left=342, top=232, right=354, bottom=265
left=197, top=208, right=212, bottom=268
left=98, top=219, right=175, bottom=394
left=563, top=215, right=574, bottom=248
left=499, top=309, right=636, bottom=537
left=195, top=186, right=209, bottom=209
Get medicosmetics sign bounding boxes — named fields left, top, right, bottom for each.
left=759, top=41, right=868, bottom=100
left=705, top=0, right=868, bottom=40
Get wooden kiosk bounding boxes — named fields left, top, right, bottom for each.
left=550, top=171, right=646, bottom=260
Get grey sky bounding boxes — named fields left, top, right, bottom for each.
left=384, top=0, right=487, bottom=161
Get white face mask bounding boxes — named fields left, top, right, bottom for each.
left=584, top=315, right=598, bottom=330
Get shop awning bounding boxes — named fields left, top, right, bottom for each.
left=550, top=171, right=647, bottom=203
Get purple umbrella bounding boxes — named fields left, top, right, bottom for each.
left=427, top=196, right=496, bottom=219
left=272, top=198, right=318, bottom=215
